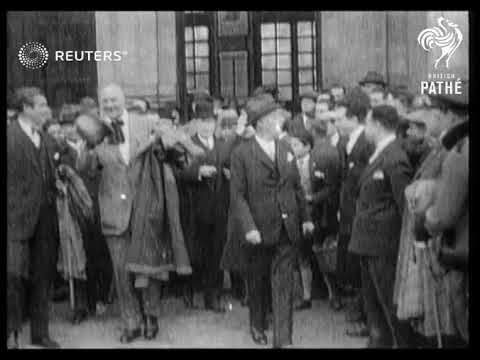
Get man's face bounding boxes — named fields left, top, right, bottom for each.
left=334, top=106, right=357, bottom=136
left=290, top=137, right=310, bottom=159
left=361, top=83, right=378, bottom=95
left=101, top=87, right=125, bottom=119
left=301, top=98, right=316, bottom=115
left=24, top=95, right=50, bottom=130
left=331, top=87, right=345, bottom=103
left=47, top=123, right=64, bottom=143
left=364, top=110, right=378, bottom=143
left=315, top=102, right=329, bottom=117
left=258, top=110, right=283, bottom=139
left=406, top=122, right=426, bottom=142
left=62, top=124, right=80, bottom=142
left=197, top=118, right=216, bottom=139
left=369, top=91, right=385, bottom=107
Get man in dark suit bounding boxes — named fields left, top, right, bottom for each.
left=176, top=100, right=229, bottom=312
left=333, top=88, right=375, bottom=333
left=225, top=94, right=314, bottom=347
left=287, top=90, right=318, bottom=135
left=7, top=87, right=60, bottom=348
left=349, top=105, right=413, bottom=347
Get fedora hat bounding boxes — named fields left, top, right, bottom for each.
left=245, top=94, right=282, bottom=128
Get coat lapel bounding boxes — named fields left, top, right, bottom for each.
left=12, top=120, right=41, bottom=176
left=359, top=140, right=396, bottom=185
left=252, top=137, right=276, bottom=172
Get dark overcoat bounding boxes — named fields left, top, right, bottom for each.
left=7, top=119, right=58, bottom=278
left=220, top=137, right=310, bottom=273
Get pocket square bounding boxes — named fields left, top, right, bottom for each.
left=349, top=161, right=354, bottom=169
left=314, top=170, right=325, bottom=179
left=287, top=152, right=294, bottom=163
left=373, top=170, right=384, bottom=180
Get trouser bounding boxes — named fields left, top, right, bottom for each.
left=7, top=274, right=24, bottom=338
left=133, top=277, right=163, bottom=318
left=84, top=213, right=113, bottom=309
left=360, top=255, right=405, bottom=348
left=248, top=230, right=294, bottom=347
left=198, top=222, right=223, bottom=303
left=105, top=234, right=142, bottom=330
left=27, top=204, right=58, bottom=341
left=74, top=279, right=88, bottom=312
left=337, top=233, right=362, bottom=289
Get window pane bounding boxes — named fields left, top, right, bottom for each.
left=299, top=69, right=313, bottom=84
left=261, top=55, right=276, bottom=70
left=297, top=21, right=313, bottom=36
left=277, top=38, right=291, bottom=53
left=195, top=42, right=209, bottom=56
left=261, top=23, right=275, bottom=38
left=277, top=54, right=291, bottom=69
left=185, top=27, right=193, bottom=42
left=278, top=85, right=292, bottom=100
left=262, top=71, right=276, bottom=85
left=186, top=59, right=194, bottom=72
left=195, top=58, right=209, bottom=72
left=277, top=23, right=290, bottom=37
left=299, top=84, right=314, bottom=94
left=186, top=73, right=195, bottom=90
left=298, top=37, right=312, bottom=52
left=196, top=74, right=210, bottom=91
left=277, top=70, right=291, bottom=85
left=185, top=43, right=194, bottom=57
left=261, top=39, right=276, bottom=54
left=194, top=26, right=209, bottom=40
left=298, top=53, right=313, bottom=67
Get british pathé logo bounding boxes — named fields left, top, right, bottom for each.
left=18, top=42, right=49, bottom=69
left=417, top=16, right=463, bottom=69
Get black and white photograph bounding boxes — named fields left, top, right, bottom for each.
left=6, top=10, right=470, bottom=349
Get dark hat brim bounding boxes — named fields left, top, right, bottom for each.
left=248, top=102, right=282, bottom=127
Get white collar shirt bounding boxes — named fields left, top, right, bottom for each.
left=255, top=134, right=276, bottom=161
left=346, top=126, right=365, bottom=155
left=18, top=116, right=41, bottom=148
left=369, top=133, right=396, bottom=164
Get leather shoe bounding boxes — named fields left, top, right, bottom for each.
left=250, top=326, right=267, bottom=345
left=119, top=328, right=142, bottom=344
left=144, top=316, right=159, bottom=340
left=295, top=300, right=312, bottom=311
left=71, top=309, right=88, bottom=325
left=346, top=323, right=369, bottom=338
left=31, top=337, right=60, bottom=348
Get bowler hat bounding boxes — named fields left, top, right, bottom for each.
left=195, top=100, right=215, bottom=120
left=245, top=94, right=282, bottom=128
left=300, top=90, right=319, bottom=102
left=359, top=71, right=387, bottom=87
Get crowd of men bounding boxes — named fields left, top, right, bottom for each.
left=7, top=70, right=468, bottom=349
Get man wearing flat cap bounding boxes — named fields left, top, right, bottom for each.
left=359, top=71, right=387, bottom=96
left=222, top=94, right=314, bottom=348
left=287, top=90, right=319, bottom=135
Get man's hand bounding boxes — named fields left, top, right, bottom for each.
left=302, top=221, right=315, bottom=236
left=223, top=168, right=231, bottom=180
left=245, top=230, right=262, bottom=245
left=199, top=165, right=217, bottom=179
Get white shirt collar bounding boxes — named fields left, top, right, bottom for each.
left=297, top=153, right=310, bottom=165
left=255, top=134, right=275, bottom=156
left=330, top=131, right=340, bottom=147
left=369, top=133, right=396, bottom=164
left=346, top=126, right=365, bottom=154
left=18, top=115, right=36, bottom=136
left=106, top=109, right=128, bottom=125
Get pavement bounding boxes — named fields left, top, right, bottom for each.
left=15, top=292, right=368, bottom=349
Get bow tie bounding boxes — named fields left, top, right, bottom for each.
left=110, top=117, right=125, bottom=144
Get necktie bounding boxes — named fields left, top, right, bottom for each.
left=110, top=118, right=125, bottom=144
left=31, top=128, right=41, bottom=148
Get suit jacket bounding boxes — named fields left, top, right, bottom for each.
left=230, top=137, right=310, bottom=247
left=349, top=139, right=413, bottom=257
left=338, top=130, right=375, bottom=236
left=8, top=120, right=58, bottom=278
left=77, top=111, right=153, bottom=236
left=309, top=139, right=342, bottom=233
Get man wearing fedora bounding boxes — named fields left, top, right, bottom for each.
left=224, top=94, right=314, bottom=347
left=359, top=71, right=387, bottom=96
left=287, top=90, right=318, bottom=135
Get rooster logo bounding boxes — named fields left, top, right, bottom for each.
left=417, top=17, right=463, bottom=69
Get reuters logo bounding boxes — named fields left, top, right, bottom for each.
left=18, top=42, right=49, bottom=69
